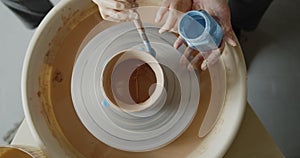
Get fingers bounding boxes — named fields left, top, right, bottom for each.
left=99, top=7, right=137, bottom=22
left=180, top=47, right=194, bottom=66
left=175, top=37, right=199, bottom=69
left=200, top=49, right=221, bottom=71
left=203, top=0, right=237, bottom=47
left=159, top=9, right=179, bottom=33
left=155, top=0, right=170, bottom=23
left=224, top=30, right=237, bottom=47
left=180, top=47, right=222, bottom=71
left=173, top=36, right=185, bottom=49
left=220, top=19, right=237, bottom=47
left=156, top=0, right=184, bottom=33
left=93, top=0, right=137, bottom=22
left=98, top=7, right=118, bottom=22
left=116, top=9, right=138, bottom=21
left=188, top=53, right=204, bottom=71
left=175, top=45, right=223, bottom=71
left=216, top=12, right=237, bottom=47
left=94, top=0, right=131, bottom=10
left=174, top=37, right=205, bottom=71
left=220, top=25, right=237, bottom=47
left=155, top=7, right=168, bottom=23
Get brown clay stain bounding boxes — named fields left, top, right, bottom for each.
left=53, top=69, right=63, bottom=83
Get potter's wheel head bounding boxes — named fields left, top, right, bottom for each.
left=71, top=22, right=200, bottom=152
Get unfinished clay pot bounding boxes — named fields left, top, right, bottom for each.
left=101, top=49, right=164, bottom=113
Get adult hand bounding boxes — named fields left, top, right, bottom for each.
left=174, top=37, right=225, bottom=71
left=92, top=0, right=138, bottom=22
left=175, top=0, right=237, bottom=71
left=193, top=0, right=236, bottom=47
left=155, top=0, right=193, bottom=33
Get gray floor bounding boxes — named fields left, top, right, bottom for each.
left=0, top=0, right=59, bottom=145
left=242, top=1, right=300, bottom=157
left=0, top=1, right=33, bottom=145
left=0, top=0, right=299, bottom=157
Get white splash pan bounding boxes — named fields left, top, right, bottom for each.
left=21, top=0, right=247, bottom=157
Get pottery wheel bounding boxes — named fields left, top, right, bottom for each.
left=71, top=22, right=200, bottom=152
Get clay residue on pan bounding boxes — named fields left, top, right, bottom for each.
left=53, top=69, right=63, bottom=83
left=38, top=4, right=102, bottom=158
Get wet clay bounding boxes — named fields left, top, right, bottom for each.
left=39, top=3, right=211, bottom=158
left=103, top=55, right=156, bottom=105
left=127, top=60, right=156, bottom=104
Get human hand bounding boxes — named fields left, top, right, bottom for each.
left=92, top=0, right=138, bottom=22
left=155, top=0, right=193, bottom=33
left=193, top=0, right=236, bottom=47
left=175, top=0, right=237, bottom=71
left=174, top=36, right=225, bottom=71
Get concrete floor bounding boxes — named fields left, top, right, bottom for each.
left=0, top=0, right=33, bottom=145
left=0, top=0, right=299, bottom=157
left=242, top=1, right=300, bottom=157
